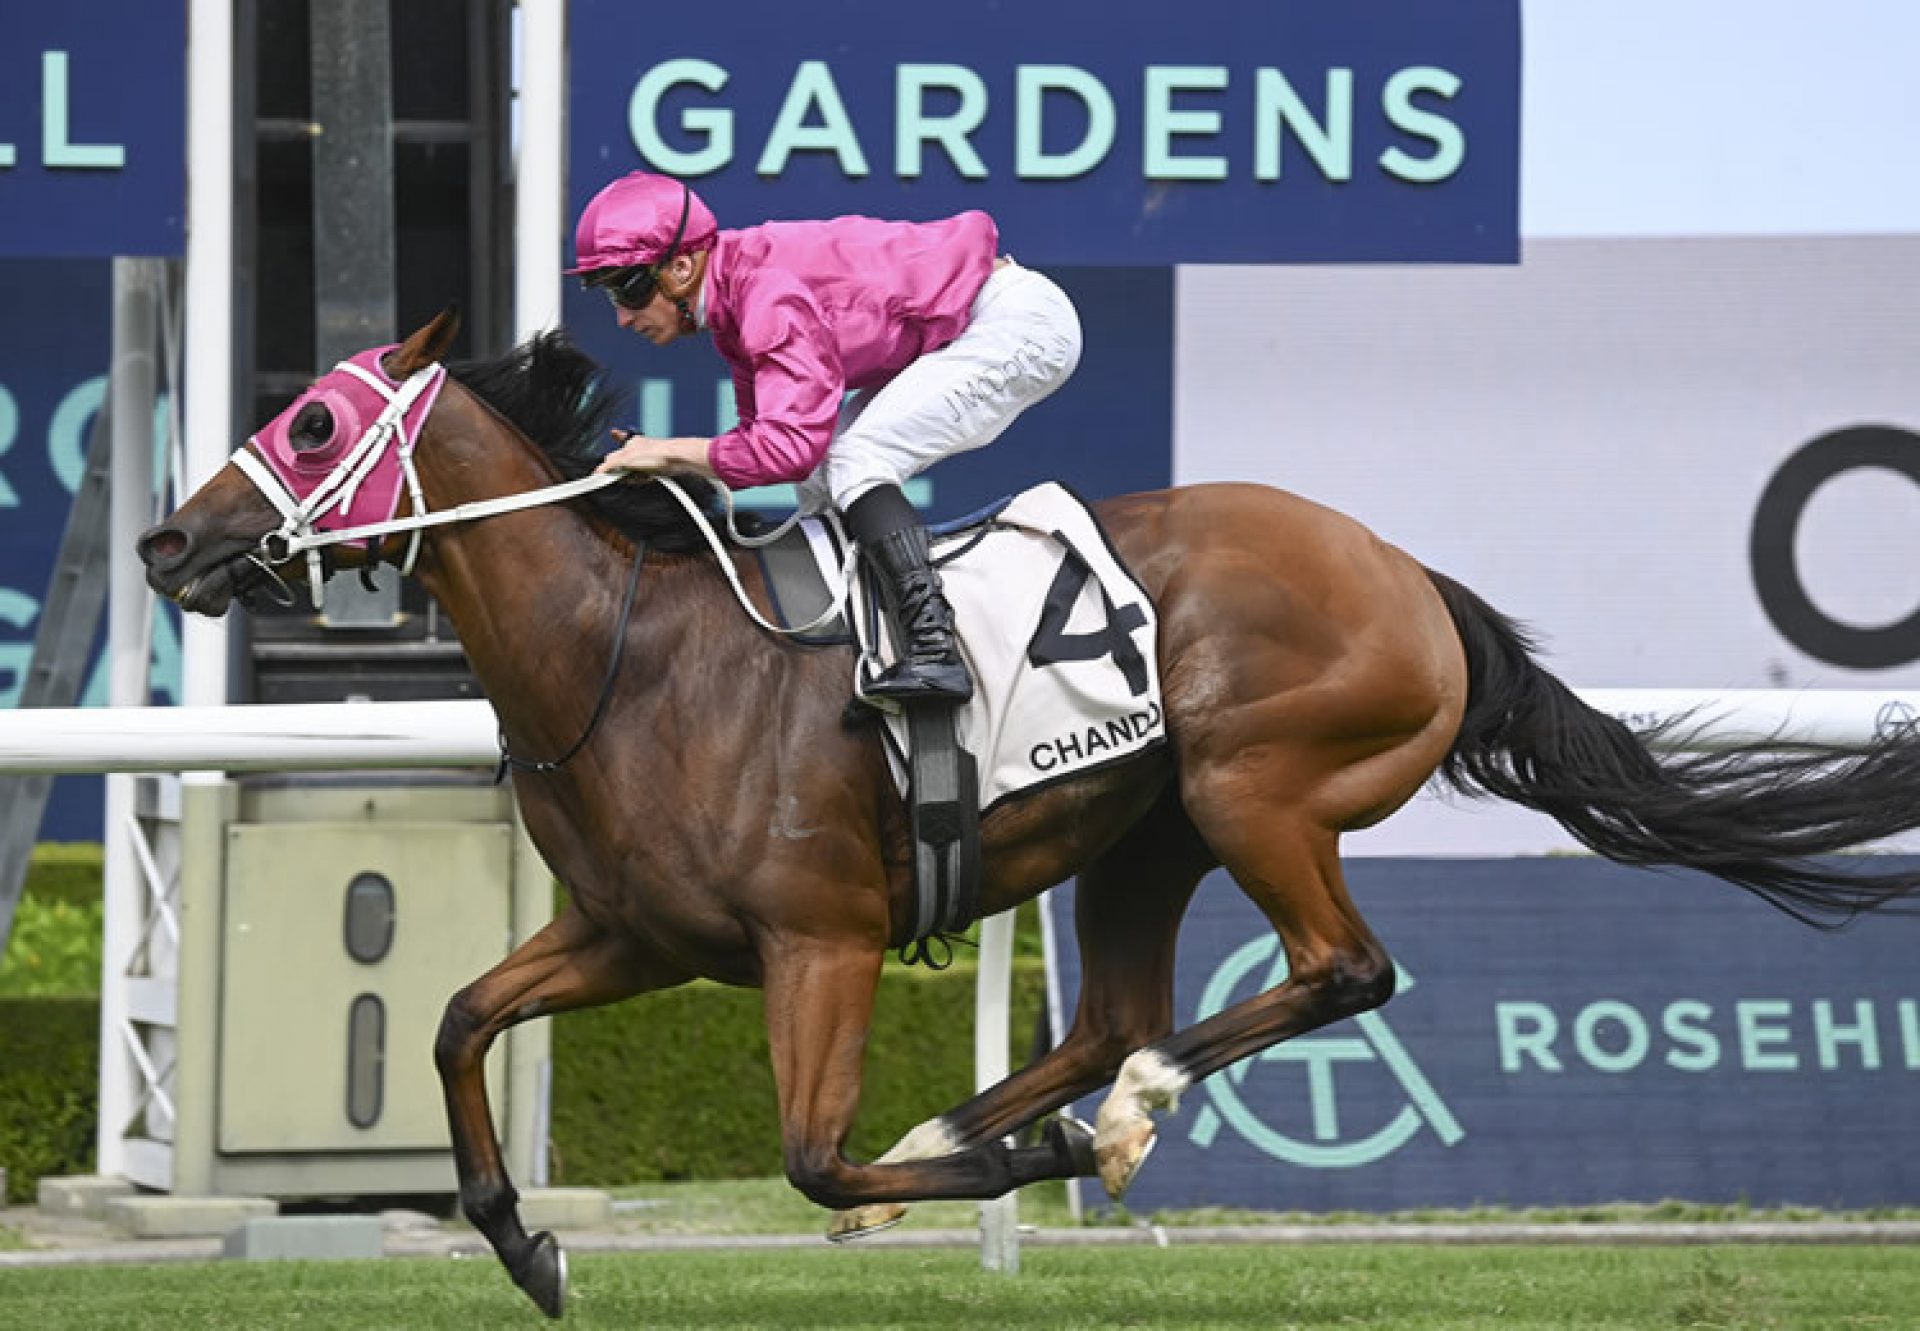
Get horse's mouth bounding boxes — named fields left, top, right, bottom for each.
left=151, top=559, right=236, bottom=616
left=150, top=550, right=280, bottom=617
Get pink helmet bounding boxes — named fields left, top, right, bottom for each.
left=567, top=172, right=719, bottom=276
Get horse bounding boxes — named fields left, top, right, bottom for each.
left=138, top=311, right=1920, bottom=1318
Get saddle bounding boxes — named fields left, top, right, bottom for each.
left=755, top=483, right=1167, bottom=959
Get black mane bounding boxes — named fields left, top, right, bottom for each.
left=446, top=331, right=750, bottom=551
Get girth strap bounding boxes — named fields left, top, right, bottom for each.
left=903, top=702, right=982, bottom=953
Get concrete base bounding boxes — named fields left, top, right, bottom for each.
left=106, top=1195, right=277, bottom=1239
left=517, top=1188, right=614, bottom=1231
left=37, top=1175, right=136, bottom=1220
left=223, top=1215, right=385, bottom=1262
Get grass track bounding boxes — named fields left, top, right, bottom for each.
left=6, top=1244, right=1920, bottom=1330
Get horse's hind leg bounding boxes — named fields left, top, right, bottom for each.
left=435, top=904, right=683, bottom=1319
left=1091, top=813, right=1393, bottom=1200
left=831, top=788, right=1213, bottom=1239
left=761, top=937, right=1105, bottom=1216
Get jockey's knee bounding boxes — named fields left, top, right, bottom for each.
left=1024, top=283, right=1083, bottom=384
left=1022, top=333, right=1078, bottom=393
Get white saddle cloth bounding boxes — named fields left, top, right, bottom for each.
left=809, top=482, right=1167, bottom=811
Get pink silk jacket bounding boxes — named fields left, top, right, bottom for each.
left=701, top=211, right=999, bottom=489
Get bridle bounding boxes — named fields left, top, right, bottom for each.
left=227, top=350, right=858, bottom=775
left=233, top=355, right=621, bottom=611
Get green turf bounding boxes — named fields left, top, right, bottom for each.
left=5, top=1245, right=1919, bottom=1330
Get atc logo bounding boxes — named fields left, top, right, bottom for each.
left=1187, top=936, right=1463, bottom=1167
left=1876, top=700, right=1920, bottom=742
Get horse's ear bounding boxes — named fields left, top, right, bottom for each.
left=384, top=307, right=462, bottom=378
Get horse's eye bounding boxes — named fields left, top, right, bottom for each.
left=290, top=401, right=335, bottom=451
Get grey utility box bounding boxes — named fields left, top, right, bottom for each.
left=168, top=776, right=550, bottom=1200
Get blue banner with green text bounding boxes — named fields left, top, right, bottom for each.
left=570, top=0, right=1521, bottom=266
left=1047, top=858, right=1920, bottom=1211
left=0, top=3, right=186, bottom=258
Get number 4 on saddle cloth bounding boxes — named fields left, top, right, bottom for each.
left=758, top=482, right=1168, bottom=955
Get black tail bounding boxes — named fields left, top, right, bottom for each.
left=1426, top=570, right=1920, bottom=927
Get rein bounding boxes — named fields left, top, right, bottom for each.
left=494, top=533, right=647, bottom=783
left=649, top=478, right=858, bottom=638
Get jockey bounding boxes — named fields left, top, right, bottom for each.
left=573, top=170, right=1083, bottom=703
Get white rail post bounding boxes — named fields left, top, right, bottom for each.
left=98, top=258, right=162, bottom=1179
left=514, top=0, right=566, bottom=343
left=976, top=909, right=1019, bottom=1273
left=170, top=0, right=237, bottom=1192
left=182, top=0, right=233, bottom=715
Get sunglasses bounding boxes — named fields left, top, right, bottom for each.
left=601, top=266, right=661, bottom=311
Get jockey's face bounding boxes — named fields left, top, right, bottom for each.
left=613, top=287, right=685, bottom=345
left=612, top=252, right=702, bottom=346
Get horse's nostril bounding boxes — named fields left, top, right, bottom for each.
left=138, top=527, right=191, bottom=567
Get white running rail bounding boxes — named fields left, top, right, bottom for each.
left=5, top=689, right=1917, bottom=775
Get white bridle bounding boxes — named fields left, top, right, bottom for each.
left=233, top=360, right=619, bottom=609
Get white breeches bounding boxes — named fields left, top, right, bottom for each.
left=796, top=260, right=1084, bottom=514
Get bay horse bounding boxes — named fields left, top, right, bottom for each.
left=139, top=312, right=1920, bottom=1318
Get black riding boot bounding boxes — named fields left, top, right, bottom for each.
left=846, top=485, right=973, bottom=703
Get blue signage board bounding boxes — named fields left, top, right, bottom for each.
left=0, top=3, right=187, bottom=258
left=1046, top=859, right=1920, bottom=1211
left=569, top=0, right=1520, bottom=266
left=0, top=260, right=180, bottom=838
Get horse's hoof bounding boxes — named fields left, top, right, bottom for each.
left=1095, top=1120, right=1158, bottom=1201
left=513, top=1230, right=568, bottom=1320
left=1047, top=1114, right=1099, bottom=1176
left=828, top=1203, right=908, bottom=1243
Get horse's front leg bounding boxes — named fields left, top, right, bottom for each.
left=832, top=787, right=1211, bottom=1239
left=761, top=940, right=1095, bottom=1218
left=434, top=904, right=680, bottom=1319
